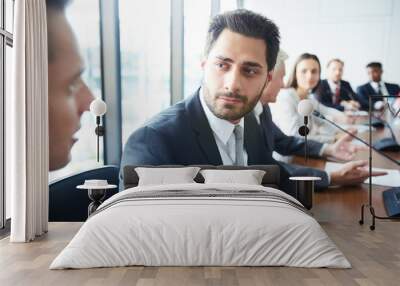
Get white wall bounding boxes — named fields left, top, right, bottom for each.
left=245, top=0, right=400, bottom=89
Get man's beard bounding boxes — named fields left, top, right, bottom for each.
left=203, top=84, right=266, bottom=121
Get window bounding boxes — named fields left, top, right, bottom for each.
left=49, top=0, right=103, bottom=181
left=220, top=0, right=238, bottom=12
left=184, top=0, right=211, bottom=97
left=119, top=0, right=171, bottom=145
left=5, top=0, right=13, bottom=33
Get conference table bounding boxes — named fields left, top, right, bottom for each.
left=293, top=117, right=400, bottom=224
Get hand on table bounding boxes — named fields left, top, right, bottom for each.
left=341, top=100, right=360, bottom=111
left=323, top=129, right=367, bottom=161
left=330, top=160, right=387, bottom=186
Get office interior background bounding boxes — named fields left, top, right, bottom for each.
left=1, top=0, right=400, bottom=225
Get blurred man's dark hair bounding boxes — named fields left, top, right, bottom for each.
left=46, top=0, right=71, bottom=62
left=46, top=0, right=70, bottom=10
left=366, top=62, right=382, bottom=69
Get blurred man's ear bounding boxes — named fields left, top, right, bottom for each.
left=267, top=71, right=273, bottom=82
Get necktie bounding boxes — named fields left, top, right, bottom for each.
left=377, top=83, right=382, bottom=95
left=334, top=85, right=340, bottom=104
left=233, top=125, right=244, bottom=166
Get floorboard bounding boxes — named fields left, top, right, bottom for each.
left=1, top=220, right=399, bottom=286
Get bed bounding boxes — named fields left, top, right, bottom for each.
left=50, top=165, right=350, bottom=269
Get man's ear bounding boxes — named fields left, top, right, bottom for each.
left=267, top=71, right=273, bottom=82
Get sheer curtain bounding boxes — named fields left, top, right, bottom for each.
left=8, top=0, right=48, bottom=242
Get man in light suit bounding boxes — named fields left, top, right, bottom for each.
left=256, top=51, right=382, bottom=188
left=316, top=59, right=359, bottom=111
left=356, top=62, right=400, bottom=111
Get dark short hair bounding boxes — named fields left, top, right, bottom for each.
left=205, top=9, right=280, bottom=71
left=46, top=0, right=70, bottom=11
left=366, top=62, right=382, bottom=69
left=46, top=0, right=71, bottom=62
left=287, top=53, right=321, bottom=91
left=327, top=58, right=344, bottom=68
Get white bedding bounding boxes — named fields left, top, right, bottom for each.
left=50, top=183, right=350, bottom=269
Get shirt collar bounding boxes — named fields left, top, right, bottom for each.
left=199, top=87, right=244, bottom=145
left=253, top=101, right=264, bottom=118
left=370, top=81, right=383, bottom=89
left=327, top=79, right=340, bottom=90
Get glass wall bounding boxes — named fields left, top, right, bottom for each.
left=119, top=0, right=171, bottom=145
left=5, top=0, right=13, bottom=32
left=220, top=0, right=238, bottom=12
left=183, top=0, right=211, bottom=97
left=49, top=0, right=104, bottom=181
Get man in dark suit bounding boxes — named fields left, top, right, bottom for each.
left=316, top=59, right=359, bottom=111
left=120, top=10, right=299, bottom=193
left=356, top=62, right=400, bottom=111
left=120, top=10, right=385, bottom=195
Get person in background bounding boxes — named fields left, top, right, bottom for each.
left=356, top=62, right=400, bottom=111
left=47, top=0, right=94, bottom=171
left=254, top=51, right=375, bottom=188
left=269, top=53, right=352, bottom=144
left=316, top=59, right=360, bottom=111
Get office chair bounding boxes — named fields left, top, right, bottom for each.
left=49, top=165, right=119, bottom=222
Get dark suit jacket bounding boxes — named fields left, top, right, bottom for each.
left=260, top=105, right=329, bottom=189
left=120, top=91, right=297, bottom=196
left=315, top=79, right=356, bottom=111
left=356, top=82, right=400, bottom=111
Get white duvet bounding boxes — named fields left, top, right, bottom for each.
left=50, top=183, right=350, bottom=269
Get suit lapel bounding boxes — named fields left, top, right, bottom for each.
left=244, top=113, right=270, bottom=165
left=260, top=106, right=274, bottom=151
left=185, top=90, right=222, bottom=165
left=319, top=80, right=333, bottom=104
left=367, top=83, right=378, bottom=95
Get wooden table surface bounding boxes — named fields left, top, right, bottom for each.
left=293, top=124, right=400, bottom=224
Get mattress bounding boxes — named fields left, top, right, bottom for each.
left=50, top=183, right=350, bottom=269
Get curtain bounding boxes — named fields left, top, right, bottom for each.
left=9, top=0, right=49, bottom=242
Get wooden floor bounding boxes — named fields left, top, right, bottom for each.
left=1, top=220, right=400, bottom=286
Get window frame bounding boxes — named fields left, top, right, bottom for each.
left=99, top=0, right=122, bottom=166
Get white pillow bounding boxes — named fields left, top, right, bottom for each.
left=200, top=169, right=266, bottom=185
left=135, top=167, right=201, bottom=186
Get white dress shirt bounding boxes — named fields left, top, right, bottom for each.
left=254, top=101, right=327, bottom=160
left=269, top=88, right=338, bottom=144
left=327, top=79, right=340, bottom=94
left=370, top=81, right=389, bottom=96
left=199, top=88, right=248, bottom=165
